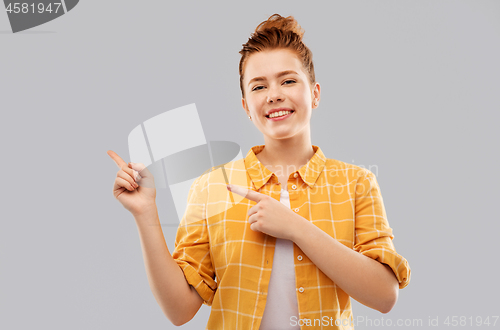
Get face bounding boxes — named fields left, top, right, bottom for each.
left=241, top=49, right=320, bottom=142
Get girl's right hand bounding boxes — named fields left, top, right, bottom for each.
left=107, top=150, right=157, bottom=216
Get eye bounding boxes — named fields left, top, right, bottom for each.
left=283, top=79, right=296, bottom=85
left=251, top=86, right=264, bottom=92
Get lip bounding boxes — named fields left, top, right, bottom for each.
left=267, top=111, right=294, bottom=121
left=265, top=108, right=294, bottom=117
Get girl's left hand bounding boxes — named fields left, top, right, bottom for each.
left=227, top=184, right=305, bottom=240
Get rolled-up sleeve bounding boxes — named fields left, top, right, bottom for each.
left=172, top=173, right=217, bottom=305
left=353, top=169, right=411, bottom=289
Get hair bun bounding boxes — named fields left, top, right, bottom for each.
left=255, top=14, right=304, bottom=40
left=239, top=13, right=315, bottom=96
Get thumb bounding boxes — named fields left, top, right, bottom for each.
left=128, top=162, right=148, bottom=179
left=128, top=162, right=155, bottom=188
left=128, top=162, right=145, bottom=170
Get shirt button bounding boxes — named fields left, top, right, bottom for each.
left=293, top=173, right=298, bottom=178
left=294, top=208, right=299, bottom=213
left=291, top=184, right=297, bottom=190
left=297, top=255, right=303, bottom=261
left=298, top=287, right=304, bottom=293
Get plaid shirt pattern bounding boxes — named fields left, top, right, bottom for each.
left=172, top=145, right=410, bottom=329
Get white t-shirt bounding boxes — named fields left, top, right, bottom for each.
left=259, top=188, right=300, bottom=330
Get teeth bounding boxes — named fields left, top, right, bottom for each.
left=269, top=110, right=292, bottom=118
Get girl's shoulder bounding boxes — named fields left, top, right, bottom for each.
left=323, top=157, right=376, bottom=181
left=196, top=158, right=248, bottom=187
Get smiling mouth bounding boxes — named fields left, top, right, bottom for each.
left=265, top=110, right=295, bottom=118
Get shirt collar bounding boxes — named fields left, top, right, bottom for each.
left=244, top=145, right=327, bottom=191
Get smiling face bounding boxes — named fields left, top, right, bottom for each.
left=241, top=48, right=320, bottom=142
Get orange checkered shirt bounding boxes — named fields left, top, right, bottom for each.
left=172, top=145, right=411, bottom=330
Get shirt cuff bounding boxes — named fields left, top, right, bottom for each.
left=360, top=248, right=411, bottom=289
left=176, top=260, right=217, bottom=305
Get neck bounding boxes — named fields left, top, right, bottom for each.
left=257, top=132, right=315, bottom=174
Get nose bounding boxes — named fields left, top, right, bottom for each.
left=267, top=84, right=284, bottom=104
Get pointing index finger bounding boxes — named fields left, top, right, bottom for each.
left=227, top=184, right=263, bottom=202
left=107, top=150, right=127, bottom=168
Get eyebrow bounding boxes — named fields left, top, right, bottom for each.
left=247, top=70, right=299, bottom=86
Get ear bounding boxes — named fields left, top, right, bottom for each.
left=311, top=82, right=321, bottom=109
left=241, top=97, right=250, bottom=117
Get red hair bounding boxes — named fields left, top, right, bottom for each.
left=239, top=14, right=316, bottom=97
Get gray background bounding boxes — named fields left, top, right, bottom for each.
left=1, top=1, right=499, bottom=329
